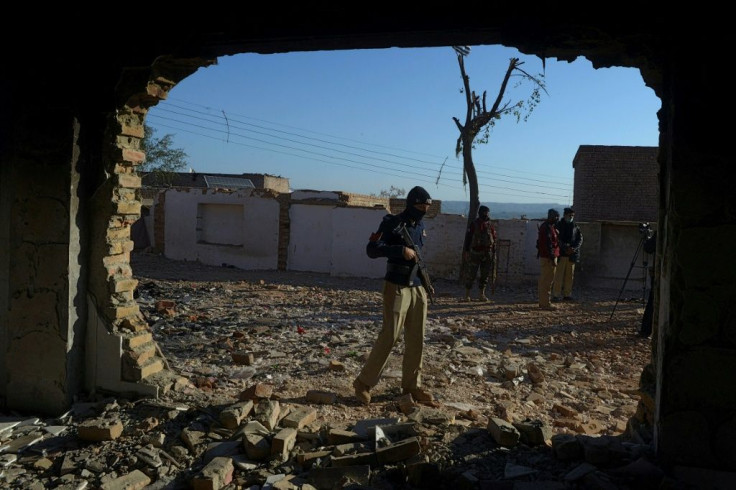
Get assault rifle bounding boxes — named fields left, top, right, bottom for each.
left=394, top=223, right=435, bottom=304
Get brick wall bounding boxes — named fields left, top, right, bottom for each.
left=243, top=173, right=290, bottom=193
left=573, top=145, right=658, bottom=223
left=389, top=198, right=441, bottom=217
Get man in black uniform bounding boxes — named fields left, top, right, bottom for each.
left=353, top=186, right=436, bottom=406
left=552, top=207, right=583, bottom=301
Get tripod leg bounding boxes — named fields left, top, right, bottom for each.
left=610, top=237, right=645, bottom=320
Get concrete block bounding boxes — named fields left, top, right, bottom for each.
left=375, top=436, right=421, bottom=464
left=327, top=429, right=364, bottom=445
left=281, top=406, right=317, bottom=429
left=244, top=433, right=271, bottom=460
left=100, top=469, right=151, bottom=490
left=77, top=418, right=124, bottom=441
left=254, top=399, right=280, bottom=430
left=305, top=390, right=337, bottom=404
left=487, top=417, right=520, bottom=447
left=271, top=427, right=298, bottom=460
left=219, top=401, right=254, bottom=429
left=239, top=382, right=273, bottom=401
left=191, top=456, right=234, bottom=490
left=513, top=419, right=553, bottom=446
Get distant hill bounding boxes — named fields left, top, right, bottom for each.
left=440, top=201, right=569, bottom=220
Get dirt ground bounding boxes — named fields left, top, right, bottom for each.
left=130, top=251, right=654, bottom=487
left=0, top=252, right=658, bottom=489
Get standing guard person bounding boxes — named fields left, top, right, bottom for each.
left=552, top=207, right=583, bottom=301
left=461, top=205, right=497, bottom=302
left=352, top=186, right=437, bottom=406
left=537, top=209, right=560, bottom=310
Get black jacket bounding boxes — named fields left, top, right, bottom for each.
left=555, top=218, right=583, bottom=263
left=366, top=209, right=426, bottom=287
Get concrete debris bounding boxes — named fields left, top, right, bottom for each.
left=0, top=253, right=691, bottom=488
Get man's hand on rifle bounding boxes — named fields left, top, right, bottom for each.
left=403, top=246, right=418, bottom=261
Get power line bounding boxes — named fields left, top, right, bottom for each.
left=147, top=98, right=574, bottom=201
left=161, top=97, right=574, bottom=187
left=151, top=118, right=570, bottom=202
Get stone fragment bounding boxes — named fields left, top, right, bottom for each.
left=328, top=360, right=346, bottom=371
left=297, top=449, right=332, bottom=468
left=281, top=405, right=318, bottom=429
left=487, top=417, right=520, bottom=447
left=553, top=403, right=579, bottom=418
left=513, top=418, right=553, bottom=446
left=327, top=429, right=364, bottom=445
left=181, top=428, right=208, bottom=454
left=376, top=436, right=421, bottom=464
left=203, top=441, right=242, bottom=463
left=272, top=427, right=298, bottom=460
left=254, top=399, right=281, bottom=430
left=305, top=390, right=337, bottom=404
left=577, top=419, right=605, bottom=435
left=99, top=469, right=152, bottom=490
left=191, top=456, right=234, bottom=490
left=332, top=442, right=371, bottom=456
left=526, top=362, right=546, bottom=384
left=77, top=418, right=124, bottom=441
left=406, top=406, right=454, bottom=425
left=244, top=433, right=271, bottom=460
left=231, top=351, right=255, bottom=365
left=219, top=400, right=254, bottom=429
left=239, top=382, right=273, bottom=401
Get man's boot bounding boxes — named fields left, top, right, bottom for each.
left=462, top=289, right=471, bottom=302
left=353, top=378, right=371, bottom=405
left=479, top=287, right=488, bottom=302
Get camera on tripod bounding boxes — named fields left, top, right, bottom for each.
left=639, top=222, right=653, bottom=239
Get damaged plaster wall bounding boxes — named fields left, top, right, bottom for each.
left=4, top=114, right=80, bottom=415
left=162, top=188, right=280, bottom=270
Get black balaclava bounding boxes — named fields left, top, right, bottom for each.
left=479, top=205, right=490, bottom=220
left=405, top=186, right=432, bottom=221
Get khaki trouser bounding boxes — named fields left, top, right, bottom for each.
left=552, top=256, right=575, bottom=297
left=538, top=257, right=557, bottom=307
left=357, top=281, right=427, bottom=392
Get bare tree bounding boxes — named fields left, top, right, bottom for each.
left=452, top=52, right=546, bottom=279
left=376, top=186, right=406, bottom=199
left=453, top=54, right=546, bottom=222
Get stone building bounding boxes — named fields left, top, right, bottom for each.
left=1, top=10, right=734, bottom=476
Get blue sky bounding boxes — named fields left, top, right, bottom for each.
left=147, top=45, right=660, bottom=204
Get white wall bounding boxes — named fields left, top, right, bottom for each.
left=156, top=190, right=650, bottom=293
left=287, top=204, right=334, bottom=273
left=329, top=207, right=389, bottom=278
left=422, top=214, right=466, bottom=279
left=163, top=188, right=279, bottom=270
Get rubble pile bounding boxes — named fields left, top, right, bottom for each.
left=0, top=252, right=671, bottom=489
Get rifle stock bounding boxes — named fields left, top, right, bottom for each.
left=394, top=223, right=435, bottom=304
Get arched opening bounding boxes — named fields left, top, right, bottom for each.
left=2, top=12, right=733, bottom=489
